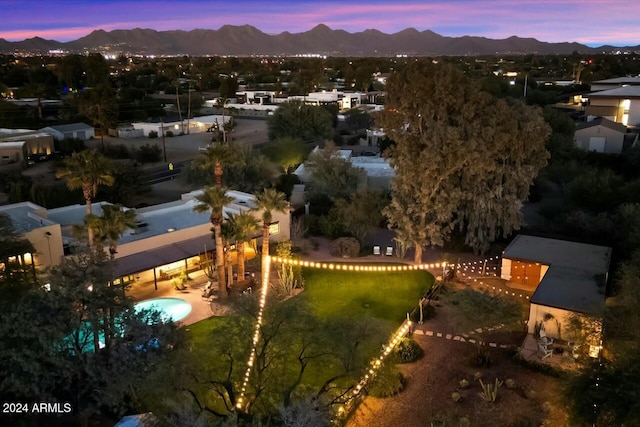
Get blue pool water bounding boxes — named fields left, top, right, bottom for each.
left=134, top=297, right=192, bottom=322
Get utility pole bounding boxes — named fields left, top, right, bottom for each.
left=187, top=80, right=191, bottom=135
left=161, top=116, right=167, bottom=163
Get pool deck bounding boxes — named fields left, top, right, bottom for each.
left=127, top=270, right=224, bottom=326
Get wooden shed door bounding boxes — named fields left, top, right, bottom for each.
left=510, top=261, right=542, bottom=288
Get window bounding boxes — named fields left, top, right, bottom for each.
left=269, top=222, right=280, bottom=235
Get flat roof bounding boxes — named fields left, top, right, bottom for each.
left=0, top=141, right=26, bottom=149
left=48, top=190, right=257, bottom=244
left=47, top=202, right=110, bottom=229
left=0, top=202, right=54, bottom=233
left=503, top=235, right=611, bottom=314
left=0, top=132, right=52, bottom=142
left=352, top=157, right=395, bottom=177
left=531, top=266, right=607, bottom=314
left=42, top=122, right=93, bottom=133
left=592, top=76, right=640, bottom=85
left=588, top=86, right=640, bottom=98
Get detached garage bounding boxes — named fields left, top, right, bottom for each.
left=40, top=123, right=95, bottom=141
left=501, top=235, right=611, bottom=340
left=574, top=117, right=638, bottom=154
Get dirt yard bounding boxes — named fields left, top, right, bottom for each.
left=348, top=299, right=569, bottom=427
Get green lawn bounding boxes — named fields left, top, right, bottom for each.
left=300, top=267, right=432, bottom=323
left=184, top=265, right=433, bottom=416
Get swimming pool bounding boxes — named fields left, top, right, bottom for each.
left=134, top=297, right=192, bottom=322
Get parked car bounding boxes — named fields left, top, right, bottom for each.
left=359, top=150, right=378, bottom=157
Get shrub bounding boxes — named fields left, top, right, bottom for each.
left=512, top=354, right=563, bottom=377
left=330, top=237, right=360, bottom=258
left=394, top=337, right=424, bottom=363
left=451, top=392, right=462, bottom=402
left=368, top=365, right=405, bottom=398
left=102, top=143, right=130, bottom=159
left=135, top=143, right=162, bottom=163
left=318, top=213, right=345, bottom=238
left=505, top=378, right=517, bottom=389
left=148, top=130, right=158, bottom=138
left=166, top=130, right=174, bottom=137
left=458, top=379, right=470, bottom=389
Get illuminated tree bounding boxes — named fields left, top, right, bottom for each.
left=193, top=186, right=234, bottom=297
left=56, top=150, right=115, bottom=247
left=226, top=211, right=260, bottom=281
left=378, top=62, right=549, bottom=259
left=253, top=189, right=288, bottom=273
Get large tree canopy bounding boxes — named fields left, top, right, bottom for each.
left=378, top=62, right=549, bottom=258
left=268, top=101, right=334, bottom=142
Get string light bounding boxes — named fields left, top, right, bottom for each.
left=238, top=254, right=505, bottom=413
left=332, top=319, right=413, bottom=422
left=272, top=257, right=455, bottom=272
left=236, top=255, right=272, bottom=411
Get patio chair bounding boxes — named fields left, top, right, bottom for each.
left=373, top=246, right=381, bottom=256
left=385, top=246, right=393, bottom=256
left=539, top=330, right=554, bottom=346
left=538, top=343, right=553, bottom=360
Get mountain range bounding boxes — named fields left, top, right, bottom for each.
left=1, top=24, right=637, bottom=56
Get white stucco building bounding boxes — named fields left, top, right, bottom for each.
left=2, top=190, right=290, bottom=291
left=132, top=115, right=232, bottom=137
left=501, top=235, right=611, bottom=342
left=575, top=118, right=638, bottom=154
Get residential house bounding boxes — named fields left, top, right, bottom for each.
left=1, top=190, right=290, bottom=292
left=293, top=146, right=394, bottom=192
left=501, top=235, right=611, bottom=350
left=585, top=86, right=640, bottom=126
left=131, top=114, right=231, bottom=137
left=0, top=202, right=64, bottom=269
left=575, top=117, right=638, bottom=154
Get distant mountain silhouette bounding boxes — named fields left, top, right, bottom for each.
left=1, top=24, right=637, bottom=56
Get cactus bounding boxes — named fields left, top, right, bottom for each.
left=451, top=391, right=462, bottom=402
left=458, top=379, right=470, bottom=388
left=473, top=371, right=483, bottom=380
left=478, top=378, right=503, bottom=402
left=505, top=378, right=517, bottom=389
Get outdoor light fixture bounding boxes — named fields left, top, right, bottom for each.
left=167, top=228, right=175, bottom=233
left=240, top=255, right=501, bottom=416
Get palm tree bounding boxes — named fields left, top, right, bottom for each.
left=253, top=188, right=289, bottom=273
left=226, top=211, right=260, bottom=281
left=192, top=186, right=233, bottom=298
left=196, top=141, right=243, bottom=187
left=86, top=205, right=138, bottom=259
left=220, top=220, right=235, bottom=289
left=56, top=150, right=115, bottom=247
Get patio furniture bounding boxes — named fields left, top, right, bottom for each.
left=539, top=330, right=554, bottom=346
left=373, top=246, right=381, bottom=256
left=385, top=246, right=393, bottom=256
left=538, top=343, right=553, bottom=360
left=201, top=281, right=216, bottom=300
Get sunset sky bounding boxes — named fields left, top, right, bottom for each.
left=2, top=0, right=639, bottom=47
